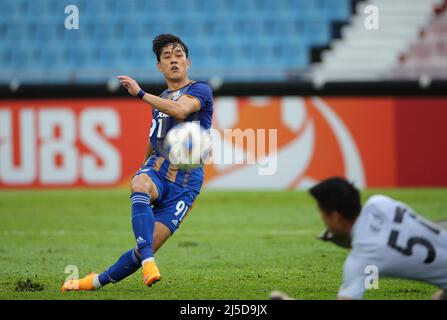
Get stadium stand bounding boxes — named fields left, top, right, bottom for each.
left=0, top=0, right=352, bottom=84
left=389, top=3, right=447, bottom=80
left=1, top=0, right=445, bottom=85
left=311, top=0, right=445, bottom=82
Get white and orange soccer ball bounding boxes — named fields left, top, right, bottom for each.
left=164, top=122, right=212, bottom=169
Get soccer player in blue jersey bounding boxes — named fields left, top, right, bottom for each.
left=62, top=34, right=213, bottom=291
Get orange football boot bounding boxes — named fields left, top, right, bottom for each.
left=61, top=272, right=98, bottom=292
left=142, top=260, right=161, bottom=287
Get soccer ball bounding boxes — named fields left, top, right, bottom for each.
left=164, top=122, right=212, bottom=169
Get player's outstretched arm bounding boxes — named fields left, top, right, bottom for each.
left=117, top=75, right=200, bottom=120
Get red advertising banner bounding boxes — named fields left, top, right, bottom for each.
left=0, top=99, right=151, bottom=188
left=0, top=97, right=446, bottom=189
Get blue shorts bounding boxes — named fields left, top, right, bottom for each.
left=134, top=167, right=199, bottom=234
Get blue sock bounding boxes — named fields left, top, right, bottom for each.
left=130, top=192, right=155, bottom=262
left=98, top=248, right=141, bottom=286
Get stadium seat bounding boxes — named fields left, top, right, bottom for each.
left=389, top=9, right=447, bottom=80
left=313, top=0, right=445, bottom=82
left=0, top=0, right=353, bottom=84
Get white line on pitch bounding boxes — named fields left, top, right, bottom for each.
left=0, top=229, right=315, bottom=237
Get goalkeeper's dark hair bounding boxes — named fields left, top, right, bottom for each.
left=309, top=177, right=361, bottom=220
left=152, top=34, right=189, bottom=62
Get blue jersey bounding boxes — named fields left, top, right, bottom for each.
left=145, top=81, right=213, bottom=192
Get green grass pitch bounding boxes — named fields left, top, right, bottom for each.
left=0, top=188, right=446, bottom=300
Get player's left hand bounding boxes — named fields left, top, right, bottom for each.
left=432, top=289, right=447, bottom=300
left=117, top=75, right=141, bottom=97
left=317, top=229, right=352, bottom=249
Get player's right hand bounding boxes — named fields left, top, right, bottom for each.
left=117, top=75, right=141, bottom=97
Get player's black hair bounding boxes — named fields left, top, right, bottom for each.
left=152, top=34, right=189, bottom=62
left=309, top=177, right=361, bottom=220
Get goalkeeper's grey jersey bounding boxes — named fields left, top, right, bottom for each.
left=338, top=195, right=447, bottom=299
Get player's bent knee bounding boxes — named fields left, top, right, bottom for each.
left=131, top=174, right=154, bottom=194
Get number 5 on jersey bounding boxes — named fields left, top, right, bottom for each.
left=387, top=207, right=439, bottom=264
